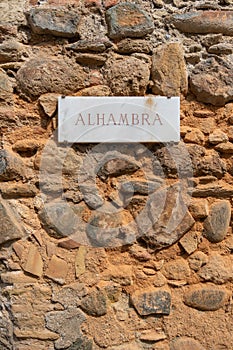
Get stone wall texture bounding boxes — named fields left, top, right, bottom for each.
left=0, top=0, right=233, bottom=349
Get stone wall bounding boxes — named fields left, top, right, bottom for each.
left=0, top=0, right=233, bottom=349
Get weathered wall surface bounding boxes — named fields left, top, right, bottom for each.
left=0, top=0, right=233, bottom=349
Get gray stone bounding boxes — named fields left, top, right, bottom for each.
left=66, top=38, right=111, bottom=53
left=0, top=40, right=27, bottom=63
left=184, top=286, right=229, bottom=311
left=45, top=308, right=86, bottom=349
left=81, top=289, right=107, bottom=317
left=151, top=42, right=188, bottom=96
left=106, top=2, right=154, bottom=39
left=67, top=337, right=93, bottom=350
left=0, top=195, right=25, bottom=245
left=138, top=184, right=195, bottom=250
left=131, top=288, right=171, bottom=315
left=120, top=179, right=162, bottom=195
left=170, top=11, right=233, bottom=35
left=39, top=201, right=77, bottom=238
left=198, top=253, right=233, bottom=284
left=170, top=336, right=206, bottom=350
left=79, top=185, right=104, bottom=209
left=190, top=57, right=233, bottom=106
left=16, top=58, right=88, bottom=100
left=0, top=296, right=13, bottom=349
left=0, top=69, right=13, bottom=104
left=104, top=55, right=150, bottom=96
left=197, top=153, right=226, bottom=179
left=28, top=8, right=80, bottom=37
left=0, top=149, right=27, bottom=181
left=203, top=200, right=231, bottom=243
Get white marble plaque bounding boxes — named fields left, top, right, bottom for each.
left=58, top=96, right=180, bottom=143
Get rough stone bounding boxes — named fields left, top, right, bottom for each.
left=228, top=126, right=233, bottom=141
left=104, top=55, right=150, bottom=96
left=179, top=231, right=199, bottom=255
left=0, top=69, right=13, bottom=104
left=116, top=38, right=152, bottom=54
left=106, top=2, right=154, bottom=39
left=198, top=253, right=233, bottom=284
left=209, top=129, right=229, bottom=144
left=46, top=308, right=86, bottom=349
left=66, top=337, right=93, bottom=350
left=184, top=285, right=229, bottom=311
left=203, top=200, right=231, bottom=243
left=23, top=244, right=43, bottom=277
left=131, top=288, right=171, bottom=315
left=14, top=328, right=59, bottom=340
left=120, top=178, right=162, bottom=195
left=1, top=271, right=37, bottom=284
left=66, top=38, right=111, bottom=53
left=79, top=185, right=104, bottom=209
left=0, top=39, right=27, bottom=63
left=28, top=8, right=80, bottom=37
left=139, top=329, right=166, bottom=342
left=162, top=258, right=191, bottom=280
left=138, top=184, right=195, bottom=250
left=75, top=246, right=86, bottom=277
left=188, top=251, right=208, bottom=271
left=52, top=282, right=87, bottom=308
left=81, top=289, right=107, bottom=316
left=171, top=11, right=233, bottom=35
left=0, top=195, right=25, bottom=245
left=75, top=53, right=107, bottom=66
left=0, top=183, right=37, bottom=199
left=170, top=336, right=206, bottom=350
left=184, top=128, right=205, bottom=145
left=190, top=57, right=233, bottom=106
left=39, top=93, right=59, bottom=117
left=98, top=155, right=140, bottom=178
left=76, top=85, right=111, bottom=96
left=151, top=42, right=188, bottom=96
left=39, top=201, right=77, bottom=238
left=208, top=43, right=233, bottom=55
left=16, top=58, right=88, bottom=100
left=45, top=255, right=68, bottom=284
left=0, top=0, right=27, bottom=24
left=192, top=182, right=233, bottom=198
left=189, top=199, right=209, bottom=219
left=215, top=141, right=233, bottom=153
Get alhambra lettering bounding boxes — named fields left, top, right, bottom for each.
left=74, top=112, right=163, bottom=126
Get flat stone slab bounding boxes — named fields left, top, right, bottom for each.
left=28, top=8, right=80, bottom=37
left=131, top=288, right=171, bottom=315
left=170, top=11, right=233, bottom=35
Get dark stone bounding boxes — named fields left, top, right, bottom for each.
left=81, top=289, right=107, bottom=317
left=0, top=195, right=25, bottom=245
left=39, top=202, right=77, bottom=238
left=190, top=57, right=233, bottom=106
left=203, top=200, right=231, bottom=243
left=67, top=337, right=93, bottom=350
left=196, top=154, right=226, bottom=179
left=16, top=58, right=88, bottom=100
left=106, top=2, right=154, bottom=39
left=28, top=8, right=80, bottom=37
left=170, top=11, right=233, bottom=35
left=131, top=288, right=171, bottom=315
left=184, top=286, right=229, bottom=311
left=0, top=150, right=27, bottom=181
left=98, top=155, right=140, bottom=179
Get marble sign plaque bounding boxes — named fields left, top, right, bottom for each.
left=58, top=96, right=180, bottom=143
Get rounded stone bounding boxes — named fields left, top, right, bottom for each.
left=170, top=336, right=206, bottom=350
left=16, top=58, right=88, bottom=100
